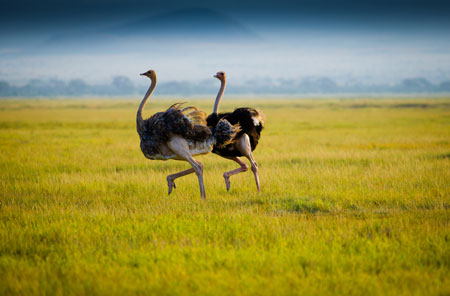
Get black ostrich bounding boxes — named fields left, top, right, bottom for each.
left=206, top=71, right=265, bottom=192
left=137, top=70, right=237, bottom=199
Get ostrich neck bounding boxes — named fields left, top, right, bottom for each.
left=213, top=78, right=226, bottom=114
left=136, top=77, right=157, bottom=135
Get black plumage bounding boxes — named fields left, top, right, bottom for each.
left=207, top=71, right=264, bottom=192
left=206, top=107, right=264, bottom=157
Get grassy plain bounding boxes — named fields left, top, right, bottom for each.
left=0, top=97, right=449, bottom=295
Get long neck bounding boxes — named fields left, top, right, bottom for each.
left=212, top=77, right=226, bottom=114
left=136, top=76, right=157, bottom=135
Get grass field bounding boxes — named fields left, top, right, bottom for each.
left=0, top=98, right=449, bottom=295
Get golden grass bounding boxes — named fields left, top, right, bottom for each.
left=0, top=98, right=449, bottom=295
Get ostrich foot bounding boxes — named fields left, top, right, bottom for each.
left=223, top=174, right=231, bottom=191
left=167, top=177, right=176, bottom=195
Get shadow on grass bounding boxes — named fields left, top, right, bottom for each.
left=281, top=196, right=332, bottom=214
left=273, top=157, right=371, bottom=168
left=218, top=195, right=335, bottom=214
left=435, top=153, right=450, bottom=159
left=391, top=103, right=431, bottom=109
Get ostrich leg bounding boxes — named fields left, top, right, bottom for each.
left=166, top=168, right=194, bottom=194
left=223, top=134, right=260, bottom=192
left=222, top=157, right=248, bottom=191
left=236, top=134, right=260, bottom=192
left=166, top=161, right=204, bottom=195
left=245, top=151, right=260, bottom=193
left=167, top=136, right=206, bottom=199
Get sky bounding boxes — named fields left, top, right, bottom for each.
left=1, top=0, right=450, bottom=89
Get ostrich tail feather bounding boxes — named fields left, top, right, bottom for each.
left=168, top=103, right=208, bottom=126
left=181, top=107, right=208, bottom=126
left=252, top=109, right=265, bottom=127
left=214, top=119, right=241, bottom=148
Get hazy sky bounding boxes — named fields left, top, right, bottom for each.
left=1, top=0, right=449, bottom=86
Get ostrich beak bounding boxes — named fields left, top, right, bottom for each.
left=213, top=74, right=218, bottom=78
left=140, top=73, right=146, bottom=76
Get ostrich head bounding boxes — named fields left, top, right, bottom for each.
left=214, top=71, right=226, bottom=81
left=140, top=70, right=156, bottom=80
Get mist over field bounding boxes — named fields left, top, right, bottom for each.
left=1, top=0, right=450, bottom=96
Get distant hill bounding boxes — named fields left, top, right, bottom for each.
left=46, top=7, right=260, bottom=48
left=109, top=7, right=261, bottom=41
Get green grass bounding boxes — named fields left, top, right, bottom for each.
left=0, top=98, right=449, bottom=295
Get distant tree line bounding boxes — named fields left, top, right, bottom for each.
left=1, top=76, right=450, bottom=97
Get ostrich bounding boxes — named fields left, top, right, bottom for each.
left=137, top=70, right=237, bottom=199
left=206, top=71, right=265, bottom=192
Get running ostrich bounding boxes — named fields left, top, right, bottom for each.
left=137, top=70, right=237, bottom=199
left=206, top=71, right=265, bottom=192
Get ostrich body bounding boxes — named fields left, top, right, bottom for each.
left=137, top=70, right=236, bottom=199
left=206, top=71, right=265, bottom=192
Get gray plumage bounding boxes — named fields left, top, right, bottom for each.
left=139, top=103, right=237, bottom=160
